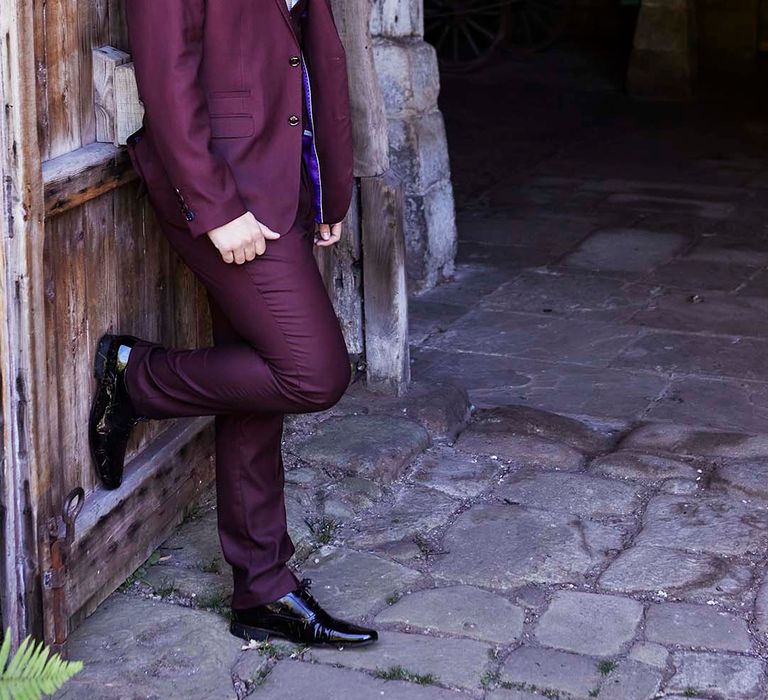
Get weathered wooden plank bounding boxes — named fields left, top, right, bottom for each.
left=315, top=179, right=364, bottom=357
left=43, top=0, right=82, bottom=159
left=360, top=174, right=410, bottom=394
left=330, top=0, right=389, bottom=177
left=43, top=142, right=137, bottom=218
left=0, top=0, right=50, bottom=645
left=108, top=0, right=130, bottom=52
left=67, top=417, right=215, bottom=631
left=82, top=193, right=119, bottom=492
left=114, top=63, right=144, bottom=146
left=47, top=207, right=91, bottom=496
left=93, top=46, right=131, bottom=144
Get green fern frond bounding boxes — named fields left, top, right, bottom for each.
left=0, top=629, right=83, bottom=700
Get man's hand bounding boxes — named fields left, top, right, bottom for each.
left=314, top=221, right=343, bottom=247
left=207, top=211, right=281, bottom=263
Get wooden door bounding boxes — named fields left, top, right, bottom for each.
left=1, top=0, right=216, bottom=650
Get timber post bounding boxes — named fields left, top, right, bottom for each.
left=331, top=0, right=411, bottom=394
left=0, top=0, right=50, bottom=645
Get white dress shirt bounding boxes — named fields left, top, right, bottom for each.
left=286, top=0, right=300, bottom=9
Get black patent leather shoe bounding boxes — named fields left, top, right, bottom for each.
left=230, top=578, right=379, bottom=648
left=88, top=333, right=149, bottom=490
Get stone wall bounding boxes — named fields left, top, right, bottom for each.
left=370, top=0, right=457, bottom=294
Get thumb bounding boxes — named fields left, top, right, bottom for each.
left=259, top=224, right=281, bottom=239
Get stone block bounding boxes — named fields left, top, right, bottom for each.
left=645, top=602, right=752, bottom=651
left=614, top=330, right=768, bottom=382
left=387, top=111, right=451, bottom=196
left=466, top=405, right=620, bottom=454
left=371, top=0, right=423, bottom=38
left=374, top=584, right=524, bottom=644
left=620, top=424, right=768, bottom=460
left=345, top=484, right=461, bottom=548
left=713, top=458, right=768, bottom=503
left=289, top=413, right=431, bottom=482
left=560, top=228, right=688, bottom=272
left=480, top=270, right=657, bottom=322
left=431, top=503, right=624, bottom=590
left=456, top=430, right=586, bottom=471
left=302, top=546, right=422, bottom=618
left=599, top=545, right=752, bottom=605
left=501, top=647, right=603, bottom=699
left=666, top=651, right=765, bottom=699
left=629, top=642, right=670, bottom=669
left=338, top=378, right=470, bottom=442
left=407, top=445, right=503, bottom=499
left=427, top=308, right=640, bottom=368
left=534, top=591, right=643, bottom=656
left=403, top=180, right=458, bottom=292
left=256, top=660, right=461, bottom=699
left=635, top=495, right=768, bottom=556
left=597, top=659, right=663, bottom=700
left=495, top=471, right=643, bottom=517
left=373, top=37, right=440, bottom=118
left=589, top=450, right=701, bottom=482
left=55, top=595, right=242, bottom=700
left=307, top=630, right=492, bottom=691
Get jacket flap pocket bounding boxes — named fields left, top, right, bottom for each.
left=210, top=115, right=255, bottom=139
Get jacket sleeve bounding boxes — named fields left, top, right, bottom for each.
left=125, top=0, right=248, bottom=237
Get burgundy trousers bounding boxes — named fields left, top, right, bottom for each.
left=123, top=160, right=352, bottom=608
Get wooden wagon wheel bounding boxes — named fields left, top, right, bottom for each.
left=500, top=0, right=572, bottom=52
left=424, top=0, right=506, bottom=72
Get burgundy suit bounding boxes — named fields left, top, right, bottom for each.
left=122, top=0, right=354, bottom=607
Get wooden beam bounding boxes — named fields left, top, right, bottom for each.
left=43, top=142, right=137, bottom=218
left=330, top=0, right=389, bottom=177
left=67, top=417, right=215, bottom=630
left=360, top=173, right=410, bottom=394
left=0, top=0, right=51, bottom=645
left=93, top=46, right=130, bottom=144
left=315, top=180, right=364, bottom=358
left=114, top=63, right=144, bottom=146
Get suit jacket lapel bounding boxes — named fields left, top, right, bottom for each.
left=273, top=0, right=300, bottom=46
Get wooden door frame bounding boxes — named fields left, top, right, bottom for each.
left=0, top=0, right=51, bottom=645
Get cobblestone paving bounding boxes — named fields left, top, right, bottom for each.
left=57, top=47, right=768, bottom=699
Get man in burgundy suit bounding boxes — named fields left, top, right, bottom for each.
left=88, top=0, right=378, bottom=647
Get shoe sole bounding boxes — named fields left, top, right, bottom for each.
left=229, top=621, right=378, bottom=648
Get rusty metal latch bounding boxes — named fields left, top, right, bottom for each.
left=45, top=487, right=84, bottom=656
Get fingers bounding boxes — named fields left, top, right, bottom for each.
left=260, top=224, right=282, bottom=240
left=316, top=223, right=331, bottom=241
left=314, top=221, right=343, bottom=247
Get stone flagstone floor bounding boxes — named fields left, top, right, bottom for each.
left=56, top=45, right=768, bottom=700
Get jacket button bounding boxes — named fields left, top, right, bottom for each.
left=288, top=115, right=300, bottom=126
left=289, top=56, right=300, bottom=67
left=185, top=210, right=195, bottom=222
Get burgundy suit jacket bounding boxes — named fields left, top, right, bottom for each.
left=124, top=0, right=354, bottom=237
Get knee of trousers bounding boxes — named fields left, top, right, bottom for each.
left=282, top=354, right=352, bottom=412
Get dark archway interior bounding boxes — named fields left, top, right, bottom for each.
left=413, top=0, right=768, bottom=431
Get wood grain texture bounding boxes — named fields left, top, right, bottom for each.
left=360, top=174, right=410, bottom=394
left=330, top=0, right=389, bottom=177
left=315, top=180, right=364, bottom=357
left=43, top=141, right=137, bottom=217
left=93, top=46, right=130, bottom=143
left=114, top=62, right=144, bottom=145
left=0, top=0, right=50, bottom=645
left=67, top=417, right=215, bottom=628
